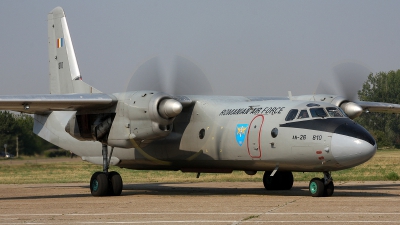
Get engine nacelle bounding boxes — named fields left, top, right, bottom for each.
left=65, top=91, right=183, bottom=148
left=107, top=91, right=182, bottom=148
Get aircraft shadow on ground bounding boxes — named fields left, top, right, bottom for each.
left=336, top=183, right=400, bottom=190
left=123, top=183, right=304, bottom=196
left=121, top=182, right=400, bottom=198
left=0, top=183, right=398, bottom=201
left=0, top=185, right=89, bottom=201
left=0, top=193, right=89, bottom=201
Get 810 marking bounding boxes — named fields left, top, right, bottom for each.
left=313, top=135, right=322, bottom=140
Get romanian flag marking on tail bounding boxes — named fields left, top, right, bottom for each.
left=57, top=38, right=64, bottom=48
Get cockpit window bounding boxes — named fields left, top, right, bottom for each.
left=285, top=109, right=298, bottom=121
left=337, top=107, right=348, bottom=117
left=297, top=110, right=309, bottom=119
left=326, top=107, right=344, bottom=117
left=309, top=108, right=328, bottom=118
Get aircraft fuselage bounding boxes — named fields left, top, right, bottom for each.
left=110, top=95, right=377, bottom=173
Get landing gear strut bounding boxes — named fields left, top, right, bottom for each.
left=309, top=171, right=334, bottom=197
left=90, top=144, right=123, bottom=196
left=263, top=171, right=294, bottom=190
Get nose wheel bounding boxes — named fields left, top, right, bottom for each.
left=90, top=144, right=123, bottom=196
left=309, top=172, right=334, bottom=197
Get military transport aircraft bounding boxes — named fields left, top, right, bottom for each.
left=1, top=7, right=400, bottom=197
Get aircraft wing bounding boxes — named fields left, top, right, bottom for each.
left=356, top=101, right=400, bottom=113
left=0, top=93, right=117, bottom=114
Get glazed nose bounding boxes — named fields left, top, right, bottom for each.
left=331, top=122, right=377, bottom=168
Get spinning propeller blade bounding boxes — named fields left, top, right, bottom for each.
left=126, top=56, right=213, bottom=96
left=315, top=61, right=372, bottom=119
left=333, top=62, right=372, bottom=101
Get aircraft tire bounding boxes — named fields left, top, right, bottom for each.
left=309, top=178, right=325, bottom=197
left=108, top=171, right=123, bottom=196
left=324, top=180, right=334, bottom=197
left=263, top=171, right=277, bottom=190
left=90, top=172, right=108, bottom=196
left=263, top=171, right=294, bottom=190
left=281, top=171, right=294, bottom=190
left=263, top=171, right=276, bottom=190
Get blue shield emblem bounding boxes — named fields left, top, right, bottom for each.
left=236, top=124, right=249, bottom=146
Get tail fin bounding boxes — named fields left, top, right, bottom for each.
left=47, top=7, right=100, bottom=94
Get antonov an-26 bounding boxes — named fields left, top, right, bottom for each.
left=2, top=7, right=400, bottom=197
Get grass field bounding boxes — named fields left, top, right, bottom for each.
left=0, top=149, right=399, bottom=184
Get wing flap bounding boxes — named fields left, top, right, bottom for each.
left=0, top=93, right=117, bottom=113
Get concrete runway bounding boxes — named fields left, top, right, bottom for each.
left=0, top=181, right=399, bottom=224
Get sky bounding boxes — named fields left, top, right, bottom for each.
left=0, top=1, right=400, bottom=97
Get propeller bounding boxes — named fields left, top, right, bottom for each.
left=316, top=61, right=372, bottom=101
left=332, top=62, right=372, bottom=101
left=125, top=55, right=214, bottom=96
left=316, top=61, right=372, bottom=119
left=124, top=56, right=163, bottom=93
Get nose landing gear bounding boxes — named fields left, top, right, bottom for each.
left=90, top=144, right=123, bottom=196
left=309, top=171, right=334, bottom=197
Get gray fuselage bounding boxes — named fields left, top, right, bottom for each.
left=34, top=95, right=376, bottom=173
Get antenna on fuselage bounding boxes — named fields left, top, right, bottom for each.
left=288, top=91, right=293, bottom=100
left=312, top=78, right=321, bottom=101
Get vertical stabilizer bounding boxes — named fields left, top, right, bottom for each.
left=48, top=7, right=100, bottom=94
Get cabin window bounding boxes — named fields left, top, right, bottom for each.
left=309, top=108, right=327, bottom=118
left=297, top=110, right=309, bottom=119
left=285, top=109, right=298, bottom=121
left=326, top=107, right=344, bottom=117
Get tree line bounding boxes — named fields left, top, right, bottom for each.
left=357, top=69, right=400, bottom=148
left=0, top=111, right=56, bottom=156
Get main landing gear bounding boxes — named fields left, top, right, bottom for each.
left=309, top=171, right=334, bottom=197
left=90, top=144, right=123, bottom=196
left=263, top=171, right=294, bottom=190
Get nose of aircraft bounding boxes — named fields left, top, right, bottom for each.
left=331, top=121, right=377, bottom=169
